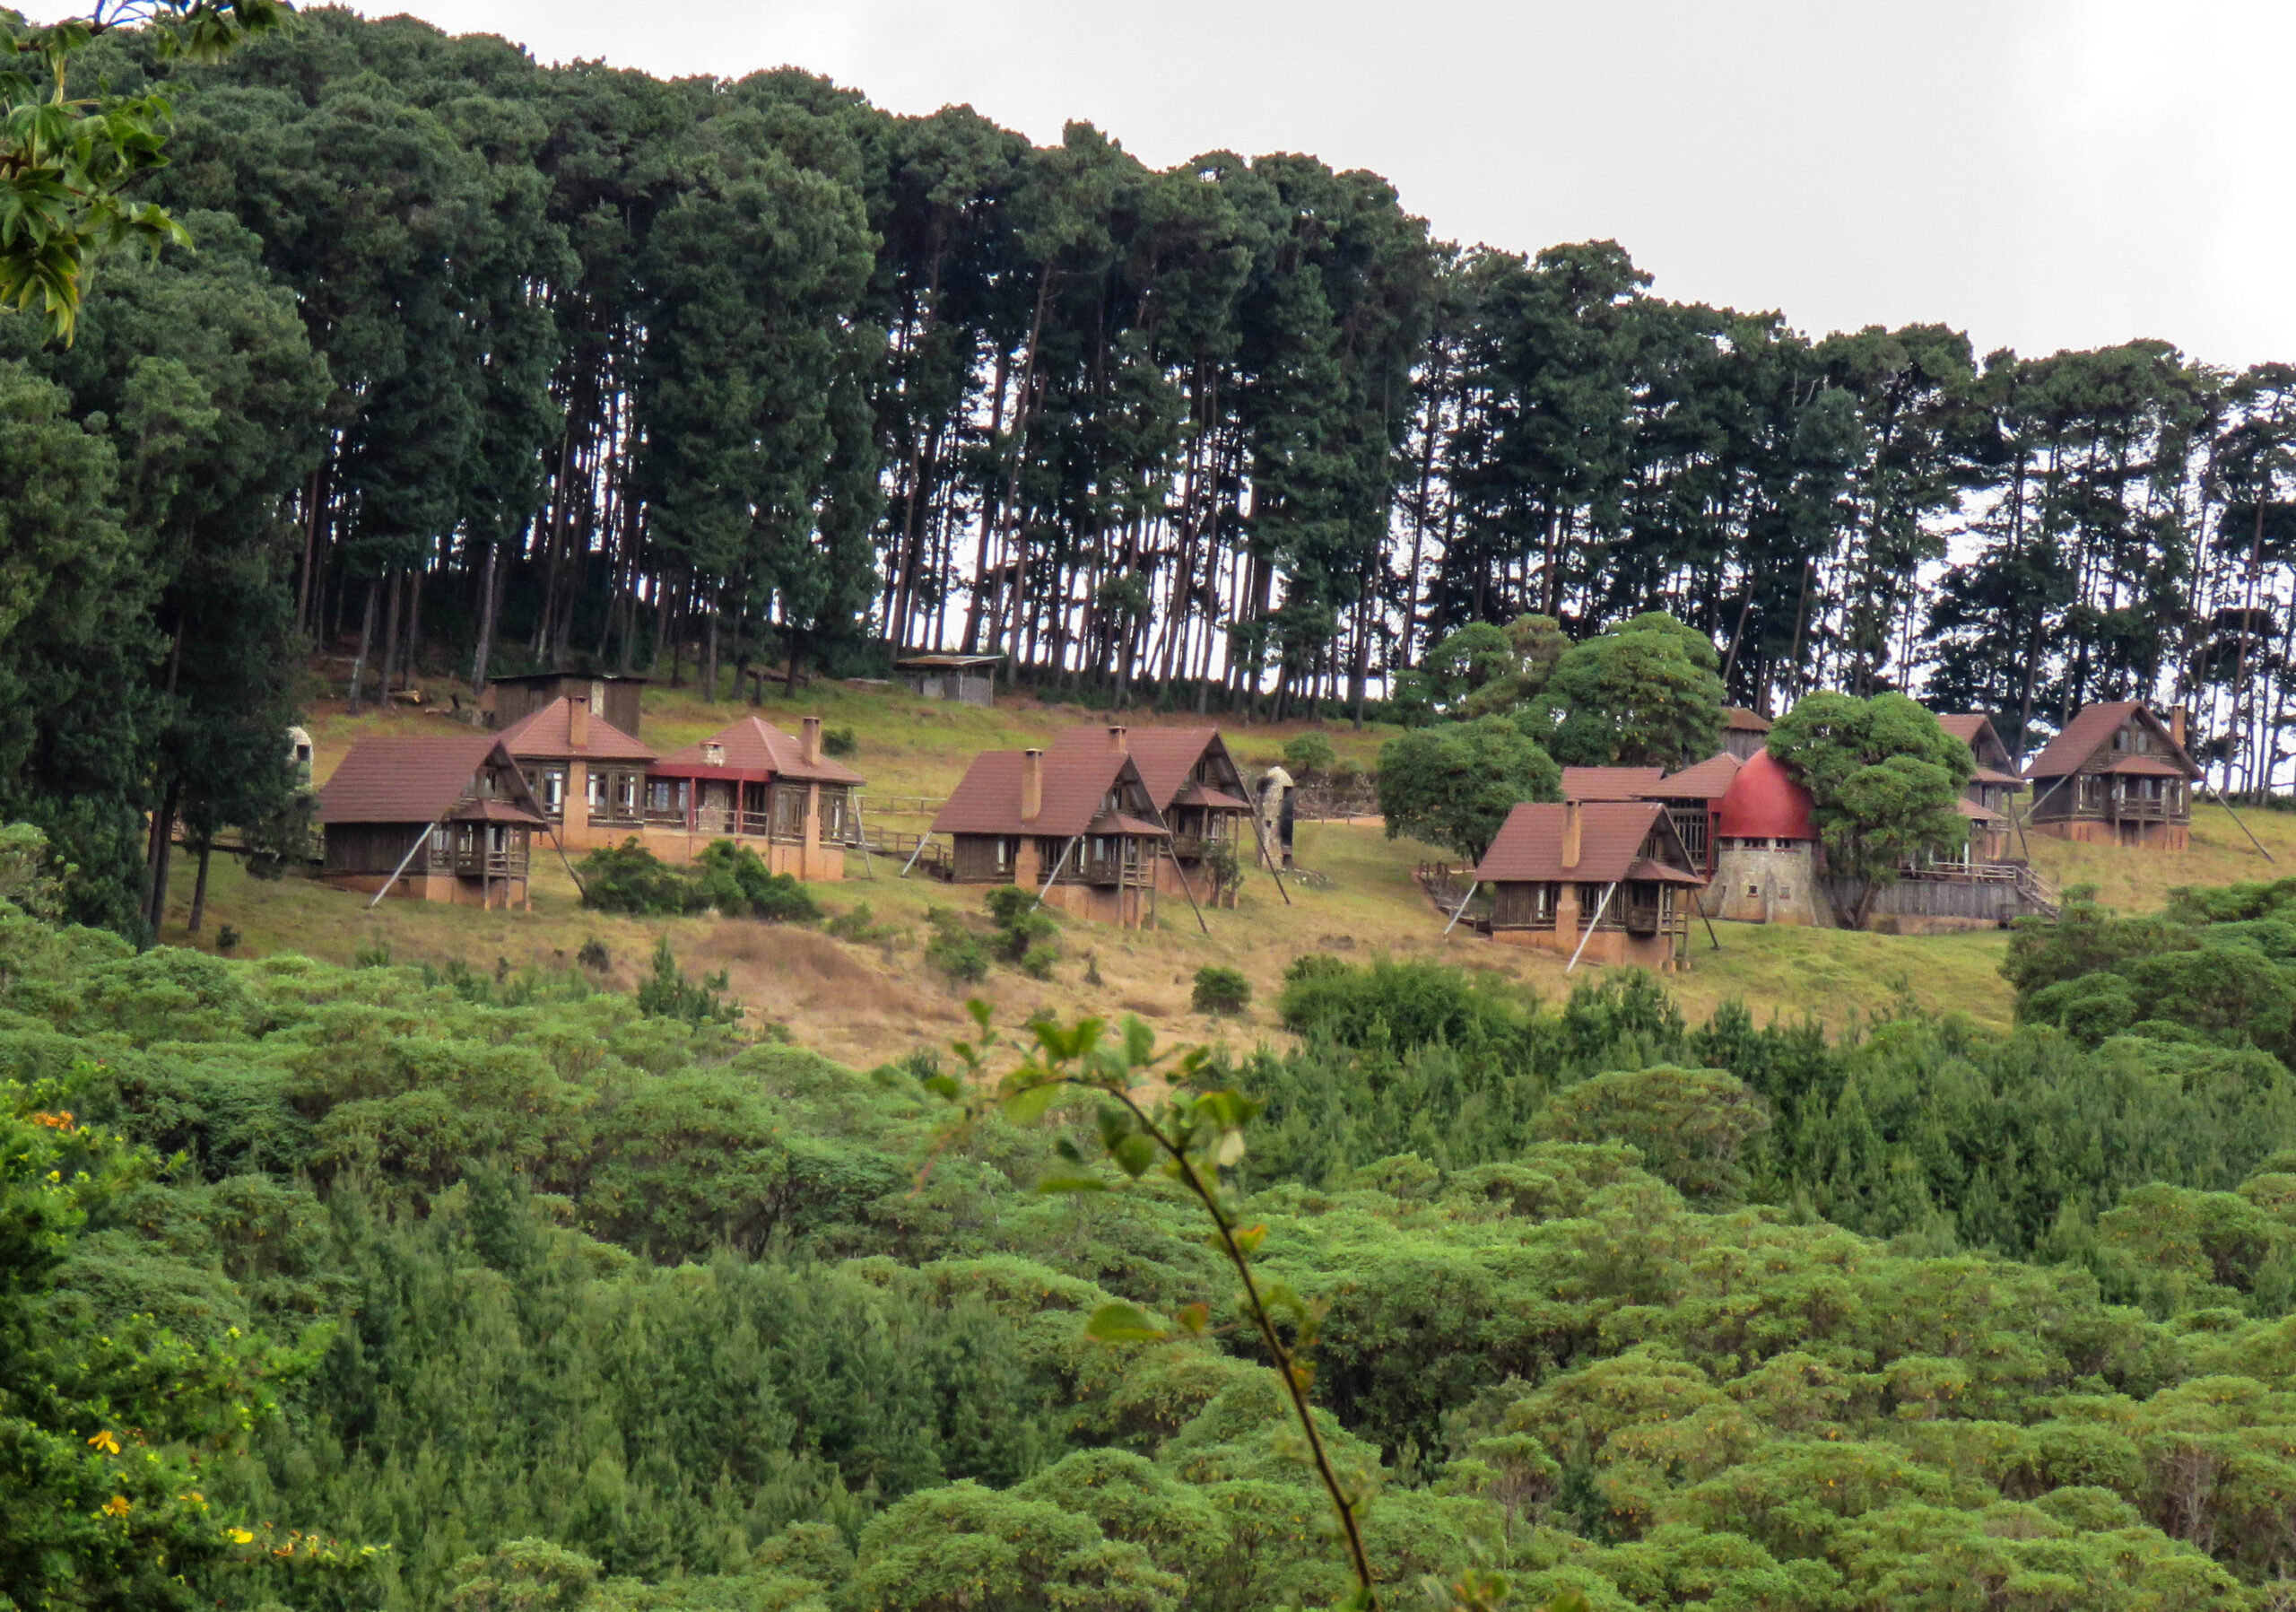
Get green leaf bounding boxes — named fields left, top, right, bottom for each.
left=1232, top=1223, right=1267, bottom=1257
left=1109, top=1132, right=1157, bottom=1179
left=1035, top=1173, right=1111, bottom=1195
left=1083, top=1302, right=1166, bottom=1344
left=998, top=1080, right=1062, bottom=1124
left=1173, top=1302, right=1210, bottom=1335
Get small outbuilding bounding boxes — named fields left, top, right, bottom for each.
left=1933, top=711, right=2023, bottom=861
left=1705, top=751, right=1834, bottom=926
left=929, top=745, right=1170, bottom=928
left=1720, top=708, right=1773, bottom=761
left=896, top=653, right=1001, bottom=706
left=488, top=673, right=648, bottom=737
left=315, top=732, right=550, bottom=909
left=1473, top=798, right=1704, bottom=972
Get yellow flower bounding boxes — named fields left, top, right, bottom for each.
left=86, top=1430, right=119, bottom=1455
left=226, top=1528, right=254, bottom=1546
left=100, top=1495, right=131, bottom=1518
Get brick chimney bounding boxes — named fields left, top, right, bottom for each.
left=1107, top=725, right=1126, bottom=754
left=802, top=715, right=822, bottom=766
left=2170, top=704, right=2189, bottom=751
left=1022, top=748, right=1043, bottom=823
left=1561, top=798, right=1582, bottom=871
left=568, top=695, right=590, bottom=749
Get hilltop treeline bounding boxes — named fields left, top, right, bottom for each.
left=22, top=879, right=2296, bottom=1608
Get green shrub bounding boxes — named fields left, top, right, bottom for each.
left=1019, top=945, right=1059, bottom=980
left=1283, top=732, right=1335, bottom=777
left=826, top=902, right=898, bottom=945
left=694, top=841, right=822, bottom=923
left=635, top=936, right=742, bottom=1025
left=579, top=839, right=706, bottom=916
left=1191, top=966, right=1251, bottom=1015
left=924, top=910, right=989, bottom=983
left=213, top=924, right=240, bottom=954
left=984, top=884, right=1057, bottom=966
left=577, top=937, right=611, bottom=971
left=822, top=727, right=858, bottom=757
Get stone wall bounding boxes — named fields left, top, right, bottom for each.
left=1704, top=841, right=1833, bottom=926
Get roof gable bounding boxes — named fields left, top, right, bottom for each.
left=497, top=696, right=657, bottom=763
left=1047, top=726, right=1240, bottom=812
left=651, top=715, right=865, bottom=785
left=1474, top=800, right=1702, bottom=884
left=317, top=733, right=547, bottom=825
left=933, top=749, right=1168, bottom=839
left=1658, top=752, right=1742, bottom=799
left=1561, top=766, right=1668, bottom=801
left=2024, top=701, right=2198, bottom=780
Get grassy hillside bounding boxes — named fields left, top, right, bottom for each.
left=161, top=682, right=2292, bottom=1059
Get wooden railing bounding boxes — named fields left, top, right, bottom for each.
left=444, top=848, right=528, bottom=878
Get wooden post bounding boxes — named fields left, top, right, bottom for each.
left=369, top=823, right=439, bottom=910
left=1442, top=878, right=1479, bottom=937
left=1161, top=840, right=1211, bottom=936
left=1030, top=835, right=1081, bottom=913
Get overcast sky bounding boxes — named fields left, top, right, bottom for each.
left=196, top=2, right=2296, bottom=369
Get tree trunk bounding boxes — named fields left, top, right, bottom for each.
left=471, top=536, right=501, bottom=695
left=145, top=774, right=182, bottom=934
left=187, top=841, right=212, bottom=936
left=347, top=581, right=379, bottom=716
left=379, top=565, right=404, bottom=701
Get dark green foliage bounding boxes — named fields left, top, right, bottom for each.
left=984, top=884, right=1058, bottom=970
left=821, top=726, right=858, bottom=757
left=1768, top=691, right=1974, bottom=924
left=1526, top=610, right=1726, bottom=766
left=1375, top=715, right=1561, bottom=862
left=1190, top=966, right=1250, bottom=1015
left=577, top=937, right=611, bottom=972
left=924, top=909, right=990, bottom=984
left=1282, top=733, right=1335, bottom=776
left=634, top=937, right=741, bottom=1027
left=578, top=839, right=707, bottom=917
left=692, top=841, right=822, bottom=923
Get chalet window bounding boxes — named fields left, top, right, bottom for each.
left=994, top=838, right=1010, bottom=871
left=771, top=787, right=805, bottom=836
left=537, top=768, right=566, bottom=814
left=2076, top=776, right=2101, bottom=811
left=430, top=827, right=451, bottom=857
left=822, top=789, right=848, bottom=839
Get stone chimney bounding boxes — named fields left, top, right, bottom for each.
left=1107, top=725, right=1127, bottom=754
left=1022, top=749, right=1044, bottom=823
left=568, top=695, right=590, bottom=749
left=1561, top=798, right=1582, bottom=871
left=802, top=715, right=823, bottom=766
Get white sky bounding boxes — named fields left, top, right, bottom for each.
left=147, top=2, right=2296, bottom=369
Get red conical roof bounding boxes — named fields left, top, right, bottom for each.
left=1718, top=750, right=1816, bottom=841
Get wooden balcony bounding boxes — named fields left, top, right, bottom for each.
left=443, top=847, right=528, bottom=879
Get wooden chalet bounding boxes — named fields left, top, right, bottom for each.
left=1471, top=798, right=1704, bottom=972
left=928, top=745, right=1170, bottom=928
left=2023, top=701, right=2200, bottom=850
left=315, top=732, right=550, bottom=909
left=489, top=673, right=648, bottom=737
left=1651, top=752, right=1742, bottom=875
left=895, top=653, right=1000, bottom=706
left=1721, top=708, right=1772, bottom=761
left=1933, top=711, right=2022, bottom=861
left=498, top=695, right=658, bottom=853
left=640, top=715, right=864, bottom=878
left=1048, top=726, right=1254, bottom=905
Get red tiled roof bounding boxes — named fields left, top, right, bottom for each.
left=1725, top=707, right=1772, bottom=732
left=932, top=749, right=1168, bottom=839
left=450, top=797, right=550, bottom=826
left=317, top=733, right=543, bottom=825
left=650, top=715, right=865, bottom=786
left=1657, top=752, right=1742, bottom=800
left=1047, top=726, right=1239, bottom=813
left=1627, top=857, right=1707, bottom=885
left=1954, top=796, right=2003, bottom=823
left=2101, top=754, right=2191, bottom=777
left=1475, top=800, right=1699, bottom=884
left=1172, top=780, right=1252, bottom=812
left=498, top=696, right=657, bottom=763
left=2023, top=701, right=2198, bottom=780
left=1718, top=751, right=1818, bottom=841
left=1561, top=766, right=1668, bottom=801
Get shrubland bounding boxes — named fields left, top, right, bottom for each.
left=23, top=872, right=2296, bottom=1608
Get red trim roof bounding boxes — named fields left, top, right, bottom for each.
left=649, top=715, right=864, bottom=786
left=1474, top=800, right=1701, bottom=884
left=498, top=696, right=657, bottom=763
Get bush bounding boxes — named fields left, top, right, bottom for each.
left=1019, top=945, right=1059, bottom=980
left=924, top=910, right=989, bottom=984
left=822, top=727, right=858, bottom=757
left=579, top=839, right=706, bottom=916
left=635, top=937, right=742, bottom=1025
left=213, top=924, right=240, bottom=955
left=576, top=937, right=611, bottom=972
left=694, top=841, right=822, bottom=923
left=1283, top=733, right=1335, bottom=777
left=1191, top=966, right=1250, bottom=1015
left=826, top=902, right=897, bottom=944
left=984, top=884, right=1057, bottom=966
